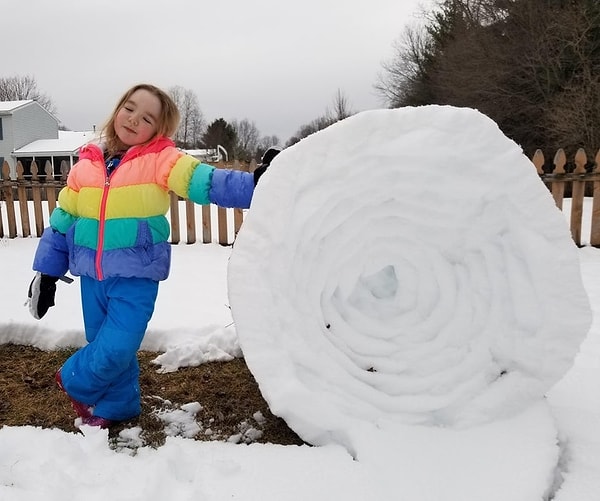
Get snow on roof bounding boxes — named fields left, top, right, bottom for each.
left=184, top=148, right=223, bottom=162
left=13, top=130, right=98, bottom=156
left=0, top=100, right=33, bottom=114
left=184, top=148, right=214, bottom=156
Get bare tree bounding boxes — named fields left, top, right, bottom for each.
left=0, top=75, right=56, bottom=114
left=285, top=115, right=335, bottom=147
left=327, top=88, right=354, bottom=121
left=257, top=135, right=281, bottom=161
left=375, top=0, right=600, bottom=155
left=231, top=119, right=261, bottom=161
left=286, top=89, right=355, bottom=147
left=376, top=27, right=426, bottom=107
left=543, top=3, right=600, bottom=152
left=168, top=86, right=205, bottom=148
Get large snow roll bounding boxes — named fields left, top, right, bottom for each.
left=227, top=105, right=591, bottom=448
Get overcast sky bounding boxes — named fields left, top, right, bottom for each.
left=4, top=0, right=430, bottom=143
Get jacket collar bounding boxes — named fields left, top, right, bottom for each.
left=78, top=136, right=175, bottom=163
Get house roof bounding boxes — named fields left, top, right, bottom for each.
left=183, top=148, right=223, bottom=162
left=0, top=100, right=33, bottom=114
left=13, top=130, right=98, bottom=157
left=184, top=148, right=216, bottom=156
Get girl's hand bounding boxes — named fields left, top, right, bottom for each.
left=254, top=147, right=281, bottom=185
left=27, top=272, right=59, bottom=319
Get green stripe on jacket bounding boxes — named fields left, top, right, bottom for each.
left=73, top=216, right=171, bottom=250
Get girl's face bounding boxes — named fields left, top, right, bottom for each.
left=114, top=89, right=162, bottom=147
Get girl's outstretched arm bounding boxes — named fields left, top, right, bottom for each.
left=167, top=152, right=277, bottom=209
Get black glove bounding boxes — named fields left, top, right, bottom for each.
left=254, top=147, right=281, bottom=185
left=27, top=272, right=59, bottom=319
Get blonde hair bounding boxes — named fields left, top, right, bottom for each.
left=101, top=83, right=180, bottom=155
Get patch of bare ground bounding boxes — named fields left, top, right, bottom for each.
left=0, top=343, right=304, bottom=450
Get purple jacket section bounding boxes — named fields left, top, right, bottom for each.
left=33, top=228, right=70, bottom=278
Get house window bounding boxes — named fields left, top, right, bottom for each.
left=0, top=117, right=3, bottom=140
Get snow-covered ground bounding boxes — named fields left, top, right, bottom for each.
left=1, top=106, right=599, bottom=500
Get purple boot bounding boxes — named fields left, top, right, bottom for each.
left=80, top=415, right=115, bottom=429
left=55, top=370, right=93, bottom=419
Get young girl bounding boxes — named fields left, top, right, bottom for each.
left=27, top=83, right=273, bottom=428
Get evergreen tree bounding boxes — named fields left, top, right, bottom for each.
left=201, top=119, right=237, bottom=159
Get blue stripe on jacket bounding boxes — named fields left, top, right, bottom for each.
left=209, top=169, right=254, bottom=209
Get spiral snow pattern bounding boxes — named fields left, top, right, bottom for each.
left=227, top=106, right=591, bottom=449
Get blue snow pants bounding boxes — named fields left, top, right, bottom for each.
left=60, top=276, right=159, bottom=421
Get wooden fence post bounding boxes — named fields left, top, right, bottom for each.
left=0, top=161, right=7, bottom=238
left=45, top=161, right=58, bottom=215
left=531, top=150, right=549, bottom=190
left=185, top=199, right=196, bottom=244
left=570, top=148, right=587, bottom=246
left=531, top=149, right=545, bottom=174
left=30, top=161, right=45, bottom=236
left=551, top=149, right=567, bottom=210
left=591, top=149, right=600, bottom=247
left=16, top=162, right=31, bottom=238
left=218, top=207, right=228, bottom=245
left=202, top=205, right=212, bottom=243
left=169, top=192, right=180, bottom=244
left=0, top=161, right=17, bottom=238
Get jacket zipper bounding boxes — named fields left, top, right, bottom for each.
left=95, top=174, right=111, bottom=280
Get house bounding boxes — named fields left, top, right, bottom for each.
left=0, top=99, right=95, bottom=180
left=13, top=130, right=97, bottom=178
left=0, top=100, right=58, bottom=178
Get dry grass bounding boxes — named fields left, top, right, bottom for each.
left=0, top=343, right=304, bottom=450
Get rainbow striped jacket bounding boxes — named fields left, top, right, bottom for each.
left=33, top=136, right=255, bottom=281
